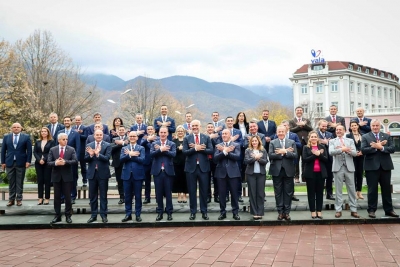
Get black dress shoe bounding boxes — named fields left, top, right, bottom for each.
left=292, top=196, right=299, bottom=201
left=278, top=214, right=284, bottom=221
left=51, top=216, right=61, bottom=224
left=214, top=197, right=220, bottom=203
left=136, top=216, right=142, bottom=222
left=122, top=215, right=132, bottom=222
left=218, top=213, right=226, bottom=220
left=167, top=214, right=173, bottom=221
left=326, top=195, right=335, bottom=200
left=87, top=217, right=97, bottom=223
left=66, top=216, right=72, bottom=224
left=143, top=198, right=150, bottom=204
left=189, top=213, right=196, bottom=220
left=233, top=214, right=240, bottom=220
left=102, top=217, right=108, bottom=223
left=156, top=214, right=163, bottom=221
left=385, top=211, right=399, bottom=218
left=238, top=197, right=244, bottom=203
left=118, top=199, right=125, bottom=205
left=202, top=213, right=209, bottom=220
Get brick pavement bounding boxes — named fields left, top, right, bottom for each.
left=1, top=224, right=400, bottom=266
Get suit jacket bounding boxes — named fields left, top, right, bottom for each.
left=130, top=123, right=148, bottom=144
left=325, top=115, right=346, bottom=136
left=120, top=143, right=145, bottom=180
left=318, top=130, right=333, bottom=161
left=72, top=124, right=88, bottom=155
left=84, top=141, right=111, bottom=180
left=346, top=132, right=362, bottom=152
left=244, top=148, right=268, bottom=175
left=33, top=139, right=56, bottom=164
left=268, top=138, right=297, bottom=177
left=182, top=133, right=213, bottom=173
left=361, top=131, right=394, bottom=171
left=272, top=132, right=302, bottom=149
left=257, top=120, right=277, bottom=138
left=86, top=123, right=109, bottom=136
left=220, top=128, right=243, bottom=147
left=141, top=135, right=159, bottom=166
left=351, top=117, right=372, bottom=135
left=86, top=134, right=111, bottom=145
left=56, top=128, right=81, bottom=160
left=329, top=137, right=357, bottom=172
left=213, top=141, right=241, bottom=178
left=212, top=121, right=225, bottom=133
left=47, top=123, right=65, bottom=139
left=302, top=144, right=329, bottom=178
left=1, top=133, right=32, bottom=167
left=47, top=145, right=77, bottom=182
left=182, top=122, right=193, bottom=135
left=289, top=118, right=313, bottom=144
left=110, top=135, right=128, bottom=168
left=243, top=133, right=266, bottom=149
left=233, top=122, right=249, bottom=136
left=150, top=140, right=176, bottom=176
left=153, top=116, right=176, bottom=141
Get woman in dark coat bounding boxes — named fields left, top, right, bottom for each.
left=172, top=125, right=188, bottom=203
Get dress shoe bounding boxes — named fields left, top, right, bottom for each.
left=351, top=212, right=360, bottom=218
left=51, top=216, right=61, bottom=224
left=66, top=216, right=72, bottom=224
left=292, top=196, right=299, bottom=201
left=71, top=199, right=76, bottom=205
left=214, top=196, right=220, bottom=203
left=167, top=214, right=173, bottom=221
left=182, top=200, right=187, bottom=203
left=218, top=213, right=226, bottom=220
left=385, top=211, right=399, bottom=218
left=335, top=212, right=342, bottom=218
left=143, top=198, right=150, bottom=204
left=202, top=213, right=209, bottom=220
left=87, top=217, right=97, bottom=223
left=6, top=200, right=15, bottom=206
left=326, top=195, right=335, bottom=200
left=38, top=199, right=43, bottom=205
left=277, top=214, right=284, bottom=220
left=16, top=200, right=22, bottom=206
left=156, top=214, right=163, bottom=221
left=189, top=213, right=196, bottom=220
left=285, top=214, right=291, bottom=221
left=102, top=217, right=108, bottom=223
left=122, top=215, right=132, bottom=222
left=136, top=216, right=142, bottom=222
left=118, top=199, right=125, bottom=205
left=207, top=197, right=211, bottom=203
left=233, top=214, right=240, bottom=220
left=368, top=212, right=376, bottom=218
left=238, top=197, right=244, bottom=203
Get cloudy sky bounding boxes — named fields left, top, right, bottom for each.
left=1, top=0, right=399, bottom=86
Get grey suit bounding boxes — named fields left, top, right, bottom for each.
left=329, top=137, right=358, bottom=212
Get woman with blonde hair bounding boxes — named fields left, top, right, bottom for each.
left=172, top=125, right=188, bottom=203
left=244, top=135, right=268, bottom=220
left=302, top=130, right=328, bottom=219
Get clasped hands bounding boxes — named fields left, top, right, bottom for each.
left=86, top=146, right=100, bottom=157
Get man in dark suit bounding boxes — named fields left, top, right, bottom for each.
left=73, top=115, right=88, bottom=186
left=244, top=121, right=266, bottom=149
left=182, top=112, right=193, bottom=135
left=154, top=105, right=176, bottom=141
left=85, top=130, right=112, bottom=223
left=214, top=129, right=241, bottom=220
left=130, top=113, right=147, bottom=145
left=47, top=112, right=65, bottom=139
left=257, top=109, right=277, bottom=151
left=317, top=119, right=335, bottom=200
left=1, top=123, right=32, bottom=207
left=86, top=123, right=111, bottom=144
left=361, top=119, right=398, bottom=218
left=211, top=111, right=225, bottom=134
left=183, top=120, right=213, bottom=220
left=150, top=126, right=176, bottom=221
left=56, top=116, right=81, bottom=203
left=47, top=133, right=77, bottom=224
left=205, top=123, right=221, bottom=203
left=111, top=125, right=128, bottom=204
left=269, top=125, right=297, bottom=221
left=289, top=106, right=313, bottom=182
left=120, top=131, right=145, bottom=222
left=86, top=112, right=109, bottom=135
left=352, top=107, right=372, bottom=135
left=325, top=105, right=346, bottom=137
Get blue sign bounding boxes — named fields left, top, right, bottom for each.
left=311, top=49, right=325, bottom=63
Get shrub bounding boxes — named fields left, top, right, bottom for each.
left=25, top=168, right=37, bottom=183
left=0, top=172, right=8, bottom=184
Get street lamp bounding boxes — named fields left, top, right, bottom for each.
left=175, top=111, right=182, bottom=115
left=107, top=99, right=116, bottom=104
left=185, top=104, right=195, bottom=109
left=121, top=88, right=132, bottom=95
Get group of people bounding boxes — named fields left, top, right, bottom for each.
left=0, top=104, right=397, bottom=223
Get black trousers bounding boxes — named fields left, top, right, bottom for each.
left=79, top=155, right=87, bottom=184
left=325, top=159, right=333, bottom=196
left=353, top=156, right=364, bottom=191
left=305, top=172, right=324, bottom=212
left=366, top=167, right=393, bottom=213
left=273, top=168, right=294, bottom=214
left=143, top=164, right=152, bottom=199
left=114, top=165, right=124, bottom=199
left=88, top=170, right=109, bottom=218
left=35, top=162, right=51, bottom=199
left=186, top=165, right=209, bottom=214
left=53, top=180, right=72, bottom=216
left=217, top=176, right=240, bottom=215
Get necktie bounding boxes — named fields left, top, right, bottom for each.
left=51, top=124, right=55, bottom=136
left=77, top=125, right=80, bottom=131
left=332, top=116, right=336, bottom=123
left=280, top=140, right=285, bottom=148
left=225, top=142, right=228, bottom=146
left=95, top=143, right=100, bottom=168
left=340, top=137, right=344, bottom=146
left=264, top=121, right=268, bottom=131
left=130, top=145, right=133, bottom=151
left=188, top=123, right=191, bottom=130
left=163, top=116, right=166, bottom=122
left=60, top=147, right=64, bottom=158
left=375, top=134, right=379, bottom=141
left=298, top=118, right=301, bottom=122
left=138, top=124, right=141, bottom=130
left=359, top=118, right=362, bottom=123
left=161, top=142, right=165, bottom=168
left=195, top=134, right=199, bottom=145
left=13, top=134, right=18, bottom=146
left=66, top=129, right=70, bottom=136
left=214, top=122, right=217, bottom=127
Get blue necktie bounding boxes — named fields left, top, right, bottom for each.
left=13, top=135, right=18, bottom=146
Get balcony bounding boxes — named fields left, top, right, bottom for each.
left=365, top=107, right=400, bottom=115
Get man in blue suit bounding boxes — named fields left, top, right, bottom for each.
left=130, top=113, right=147, bottom=145
left=73, top=115, right=88, bottom=186
left=86, top=123, right=111, bottom=144
left=85, top=130, right=111, bottom=223
left=1, top=123, right=32, bottom=206
left=183, top=120, right=213, bottom=220
left=243, top=122, right=266, bottom=149
left=214, top=129, right=242, bottom=220
left=257, top=109, right=277, bottom=151
left=120, top=131, right=145, bottom=222
left=154, top=105, right=176, bottom=141
left=317, top=119, right=335, bottom=200
left=352, top=107, right=372, bottom=135
left=47, top=112, right=65, bottom=139
left=86, top=112, right=109, bottom=135
left=110, top=125, right=128, bottom=204
left=211, top=112, right=225, bottom=134
left=56, top=116, right=81, bottom=203
left=182, top=112, right=193, bottom=135
left=151, top=127, right=176, bottom=221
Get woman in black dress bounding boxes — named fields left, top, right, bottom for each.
left=346, top=120, right=364, bottom=200
left=172, top=125, right=188, bottom=203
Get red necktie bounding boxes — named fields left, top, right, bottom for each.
left=188, top=123, right=191, bottom=130
left=298, top=118, right=301, bottom=122
left=195, top=134, right=199, bottom=144
left=339, top=137, right=345, bottom=146
left=60, top=147, right=64, bottom=158
left=332, top=116, right=336, bottom=123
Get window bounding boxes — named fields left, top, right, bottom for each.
left=364, top=85, right=368, bottom=94
left=365, top=68, right=369, bottom=74
left=350, top=82, right=354, bottom=92
left=372, top=104, right=375, bottom=110
left=358, top=102, right=362, bottom=107
left=378, top=105, right=382, bottom=109
left=313, top=65, right=323, bottom=71
left=301, top=104, right=308, bottom=114
left=365, top=103, right=369, bottom=111
left=331, top=82, right=338, bottom=92
left=331, top=101, right=338, bottom=107
left=357, top=83, right=361, bottom=93
left=301, top=84, right=308, bottom=94
left=381, top=72, right=385, bottom=77
left=390, top=90, right=393, bottom=98
left=371, top=86, right=374, bottom=95
left=373, top=70, right=377, bottom=75
left=357, top=66, right=362, bottom=72
left=348, top=64, right=353, bottom=70
left=377, top=87, right=381, bottom=97
left=388, top=74, right=392, bottom=79
left=316, top=83, right=323, bottom=93
left=384, top=88, right=387, bottom=97
left=350, top=102, right=354, bottom=114
left=316, top=103, right=323, bottom=113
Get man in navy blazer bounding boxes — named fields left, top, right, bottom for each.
left=182, top=112, right=193, bottom=135
left=214, top=129, right=242, bottom=220
left=325, top=105, right=346, bottom=137
left=211, top=112, right=225, bottom=134
left=86, top=112, right=109, bottom=135
left=317, top=119, right=335, bottom=200
left=183, top=120, right=213, bottom=220
left=352, top=107, right=372, bottom=135
left=154, top=105, right=176, bottom=140
left=86, top=123, right=111, bottom=144
left=130, top=113, right=147, bottom=145
left=150, top=127, right=176, bottom=221
left=85, top=130, right=112, bottom=223
left=244, top=122, right=266, bottom=149
left=73, top=115, right=88, bottom=185
left=1, top=123, right=32, bottom=206
left=120, top=131, right=145, bottom=222
left=47, top=112, right=65, bottom=139
left=257, top=109, right=277, bottom=151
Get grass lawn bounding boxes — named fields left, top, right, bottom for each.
left=265, top=185, right=380, bottom=193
